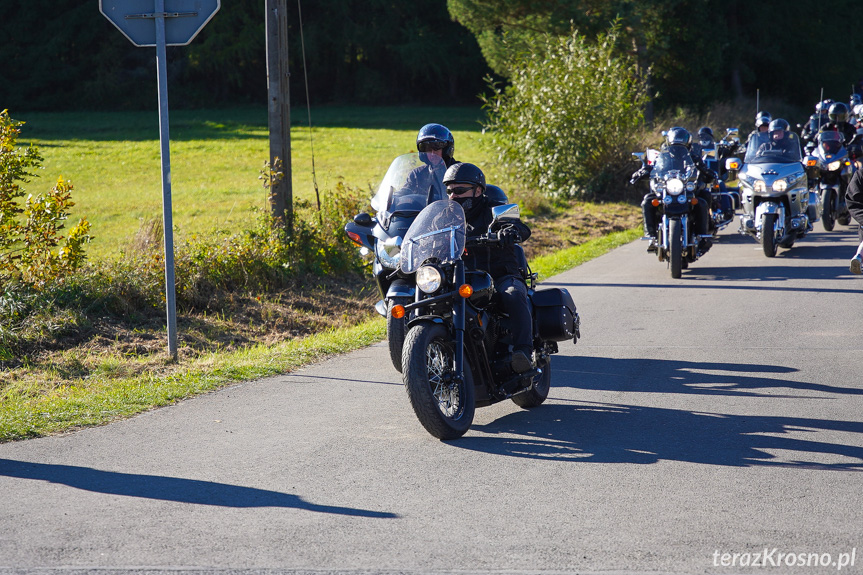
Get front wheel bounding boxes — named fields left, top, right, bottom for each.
left=822, top=189, right=835, bottom=231
left=512, top=355, right=551, bottom=408
left=669, top=218, right=683, bottom=279
left=402, top=322, right=475, bottom=440
left=761, top=213, right=778, bottom=257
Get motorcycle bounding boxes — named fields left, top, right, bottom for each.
left=729, top=130, right=817, bottom=256
left=697, top=128, right=739, bottom=230
left=344, top=152, right=448, bottom=372
left=632, top=144, right=713, bottom=279
left=810, top=130, right=854, bottom=231
left=394, top=199, right=579, bottom=439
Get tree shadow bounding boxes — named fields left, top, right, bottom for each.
left=0, top=459, right=397, bottom=517
left=458, top=402, right=863, bottom=470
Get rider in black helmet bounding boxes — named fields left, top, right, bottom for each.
left=820, top=102, right=859, bottom=147
left=443, top=162, right=534, bottom=374
left=416, top=123, right=457, bottom=167
left=747, top=111, right=772, bottom=145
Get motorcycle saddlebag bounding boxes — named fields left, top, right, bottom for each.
left=532, top=287, right=577, bottom=342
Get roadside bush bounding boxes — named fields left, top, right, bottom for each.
left=481, top=24, right=651, bottom=200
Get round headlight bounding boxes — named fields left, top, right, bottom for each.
left=754, top=180, right=767, bottom=193
left=772, top=179, right=788, bottom=192
left=686, top=182, right=696, bottom=192
left=667, top=179, right=684, bottom=195
left=828, top=160, right=842, bottom=171
left=663, top=195, right=673, bottom=204
left=416, top=265, right=442, bottom=294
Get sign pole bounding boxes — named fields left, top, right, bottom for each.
left=154, top=0, right=178, bottom=360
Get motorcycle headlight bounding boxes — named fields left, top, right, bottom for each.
left=754, top=180, right=767, bottom=193
left=772, top=179, right=788, bottom=192
left=375, top=241, right=400, bottom=269
left=828, top=160, right=842, bottom=171
left=667, top=178, right=684, bottom=195
left=677, top=195, right=687, bottom=204
left=663, top=195, right=673, bottom=204
left=685, top=182, right=696, bottom=192
left=416, top=265, right=442, bottom=294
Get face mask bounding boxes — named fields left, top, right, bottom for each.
left=452, top=196, right=474, bottom=211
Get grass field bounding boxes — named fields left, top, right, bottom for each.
left=19, top=106, right=497, bottom=259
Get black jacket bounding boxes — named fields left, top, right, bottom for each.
left=462, top=195, right=531, bottom=279
left=846, top=168, right=863, bottom=238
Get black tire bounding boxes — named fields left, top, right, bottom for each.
left=822, top=189, right=835, bottom=231
left=762, top=213, right=778, bottom=257
left=511, top=355, right=551, bottom=408
left=402, top=322, right=475, bottom=440
left=386, top=297, right=410, bottom=373
left=669, top=218, right=683, bottom=279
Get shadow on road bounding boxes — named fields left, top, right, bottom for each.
left=458, top=402, right=863, bottom=470
left=552, top=355, right=859, bottom=398
left=0, top=459, right=398, bottom=517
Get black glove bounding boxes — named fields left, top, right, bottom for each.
left=497, top=227, right=520, bottom=247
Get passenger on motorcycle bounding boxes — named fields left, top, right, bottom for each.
left=442, top=162, right=534, bottom=374
left=746, top=111, right=771, bottom=145
left=632, top=127, right=715, bottom=255
left=405, top=123, right=458, bottom=194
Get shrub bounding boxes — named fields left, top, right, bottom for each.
left=481, top=24, right=651, bottom=200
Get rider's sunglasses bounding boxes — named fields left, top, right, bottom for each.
left=418, top=140, right=448, bottom=152
left=446, top=186, right=474, bottom=196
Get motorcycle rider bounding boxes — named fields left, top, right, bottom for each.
left=756, top=119, right=800, bottom=157
left=406, top=123, right=458, bottom=195
left=819, top=102, right=859, bottom=147
left=442, top=162, right=534, bottom=374
left=802, top=100, right=832, bottom=144
left=746, top=111, right=771, bottom=145
left=631, top=127, right=714, bottom=254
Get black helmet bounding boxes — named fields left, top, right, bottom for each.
left=666, top=127, right=691, bottom=147
left=755, top=111, right=771, bottom=128
left=443, top=162, right=485, bottom=192
left=768, top=118, right=790, bottom=139
left=828, top=102, right=849, bottom=123
left=484, top=184, right=508, bottom=205
left=416, top=123, right=455, bottom=161
left=698, top=126, right=714, bottom=139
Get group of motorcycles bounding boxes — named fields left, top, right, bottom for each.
left=631, top=114, right=860, bottom=275
left=345, top=152, right=580, bottom=440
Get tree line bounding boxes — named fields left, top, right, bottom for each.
left=1, top=0, right=861, bottom=113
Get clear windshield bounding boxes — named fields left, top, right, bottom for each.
left=652, top=145, right=696, bottom=178
left=817, top=130, right=844, bottom=155
left=370, top=153, right=448, bottom=223
left=744, top=131, right=802, bottom=164
left=399, top=200, right=466, bottom=274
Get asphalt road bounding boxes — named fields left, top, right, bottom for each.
left=2, top=220, right=862, bottom=575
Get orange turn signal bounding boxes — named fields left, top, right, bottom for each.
left=807, top=159, right=817, bottom=167
left=391, top=305, right=405, bottom=319
left=651, top=198, right=660, bottom=207
left=347, top=231, right=363, bottom=246
left=691, top=197, right=699, bottom=205
left=458, top=284, right=474, bottom=298
left=728, top=161, right=739, bottom=170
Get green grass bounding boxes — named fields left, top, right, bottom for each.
left=18, top=106, right=495, bottom=259
left=0, top=230, right=638, bottom=443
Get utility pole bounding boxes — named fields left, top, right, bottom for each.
left=266, top=0, right=292, bottom=232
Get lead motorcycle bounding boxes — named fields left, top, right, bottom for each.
left=632, top=144, right=713, bottom=279
left=395, top=199, right=579, bottom=439
left=344, top=153, right=448, bottom=372
left=729, top=131, right=817, bottom=256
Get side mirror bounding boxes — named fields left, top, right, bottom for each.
left=632, top=152, right=645, bottom=163
left=353, top=212, right=373, bottom=227
left=490, top=203, right=520, bottom=227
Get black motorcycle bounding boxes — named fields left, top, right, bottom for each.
left=810, top=130, right=854, bottom=231
left=395, top=199, right=579, bottom=440
left=345, top=153, right=448, bottom=372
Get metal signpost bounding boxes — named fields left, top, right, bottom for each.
left=99, top=0, right=220, bottom=359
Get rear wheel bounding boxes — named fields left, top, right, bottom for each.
left=669, top=218, right=683, bottom=279
left=761, top=213, right=778, bottom=257
left=822, top=189, right=835, bottom=231
left=511, top=355, right=551, bottom=408
left=402, top=323, right=475, bottom=440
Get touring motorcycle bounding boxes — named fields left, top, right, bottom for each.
left=344, top=152, right=448, bottom=372
left=394, top=199, right=579, bottom=439
left=729, top=131, right=818, bottom=256
left=808, top=130, right=854, bottom=231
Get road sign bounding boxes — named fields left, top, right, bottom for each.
left=99, top=0, right=219, bottom=47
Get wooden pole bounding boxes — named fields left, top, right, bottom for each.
left=266, top=0, right=292, bottom=233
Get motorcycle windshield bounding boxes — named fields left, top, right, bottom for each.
left=370, top=153, right=448, bottom=222
left=744, top=131, right=802, bottom=164
left=399, top=199, right=466, bottom=274
left=652, top=145, right=695, bottom=178
left=818, top=131, right=843, bottom=155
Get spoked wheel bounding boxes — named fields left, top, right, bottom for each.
left=669, top=218, right=683, bottom=279
left=386, top=297, right=410, bottom=373
left=822, top=189, right=835, bottom=231
left=511, top=354, right=551, bottom=408
left=402, top=322, right=475, bottom=440
left=761, top=213, right=779, bottom=257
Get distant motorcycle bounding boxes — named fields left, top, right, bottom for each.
left=730, top=131, right=818, bottom=256
left=810, top=130, right=854, bottom=231
left=396, top=199, right=579, bottom=439
left=697, top=128, right=739, bottom=230
left=344, top=153, right=447, bottom=372
left=632, top=145, right=713, bottom=278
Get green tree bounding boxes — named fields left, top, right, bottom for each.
left=482, top=25, right=650, bottom=199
